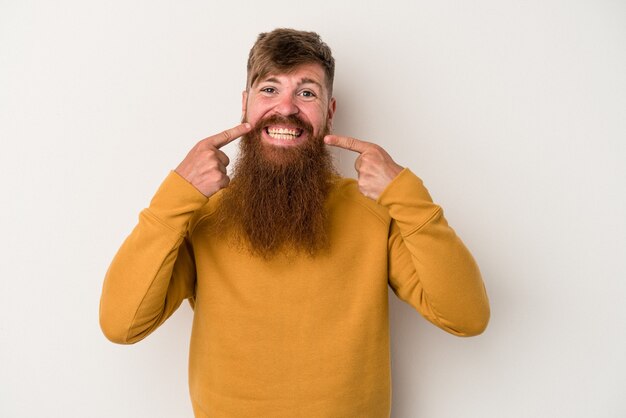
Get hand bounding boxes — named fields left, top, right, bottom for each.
left=324, top=134, right=403, bottom=200
left=175, top=123, right=252, bottom=197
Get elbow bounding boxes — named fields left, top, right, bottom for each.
left=99, top=314, right=135, bottom=345
left=460, top=313, right=490, bottom=336
left=455, top=305, right=490, bottom=337
left=99, top=301, right=143, bottom=345
left=100, top=318, right=148, bottom=345
left=99, top=296, right=128, bottom=344
left=99, top=298, right=160, bottom=345
left=453, top=279, right=491, bottom=337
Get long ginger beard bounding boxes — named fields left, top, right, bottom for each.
left=215, top=114, right=336, bottom=259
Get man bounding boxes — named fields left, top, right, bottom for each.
left=100, top=28, right=490, bottom=417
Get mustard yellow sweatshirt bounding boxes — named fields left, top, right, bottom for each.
left=99, top=168, right=490, bottom=417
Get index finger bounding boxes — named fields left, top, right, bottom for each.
left=207, top=123, right=252, bottom=148
left=324, top=134, right=372, bottom=154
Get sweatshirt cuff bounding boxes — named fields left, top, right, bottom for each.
left=376, top=168, right=442, bottom=232
left=145, top=170, right=209, bottom=234
left=377, top=168, right=433, bottom=205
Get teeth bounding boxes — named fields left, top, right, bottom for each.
left=270, top=134, right=295, bottom=140
left=267, top=127, right=302, bottom=140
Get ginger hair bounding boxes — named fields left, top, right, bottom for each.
left=246, top=28, right=335, bottom=95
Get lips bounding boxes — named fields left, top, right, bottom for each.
left=253, top=115, right=313, bottom=147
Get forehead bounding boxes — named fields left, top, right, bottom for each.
left=257, top=63, right=327, bottom=87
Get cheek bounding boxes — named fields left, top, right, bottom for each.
left=246, top=100, right=275, bottom=122
left=304, top=103, right=327, bottom=122
left=311, top=109, right=328, bottom=132
left=244, top=108, right=263, bottom=125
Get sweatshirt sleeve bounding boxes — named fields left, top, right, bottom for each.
left=378, top=168, right=490, bottom=336
left=99, top=170, right=209, bottom=344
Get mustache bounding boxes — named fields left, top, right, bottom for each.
left=250, top=114, right=314, bottom=137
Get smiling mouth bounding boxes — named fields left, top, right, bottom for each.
left=265, top=127, right=304, bottom=141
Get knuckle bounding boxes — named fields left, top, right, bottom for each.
left=207, top=170, right=223, bottom=181
left=206, top=160, right=220, bottom=171
left=221, top=130, right=233, bottom=142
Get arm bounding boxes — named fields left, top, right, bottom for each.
left=380, top=169, right=490, bottom=336
left=99, top=123, right=252, bottom=344
left=324, top=135, right=490, bottom=336
left=99, top=171, right=207, bottom=344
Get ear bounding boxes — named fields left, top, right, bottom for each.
left=241, top=90, right=248, bottom=121
left=327, top=97, right=337, bottom=130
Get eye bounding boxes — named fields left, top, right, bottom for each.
left=299, top=90, right=317, bottom=98
left=260, top=87, right=276, bottom=94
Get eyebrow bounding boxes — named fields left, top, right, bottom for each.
left=299, top=77, right=323, bottom=90
left=262, top=76, right=323, bottom=90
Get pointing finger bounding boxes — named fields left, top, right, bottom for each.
left=207, top=123, right=252, bottom=149
left=324, top=135, right=371, bottom=154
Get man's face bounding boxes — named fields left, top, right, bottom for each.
left=242, top=62, right=336, bottom=149
left=216, top=63, right=337, bottom=257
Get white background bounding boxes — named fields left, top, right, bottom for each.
left=1, top=1, right=625, bottom=417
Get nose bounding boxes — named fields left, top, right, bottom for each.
left=274, top=93, right=299, bottom=116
